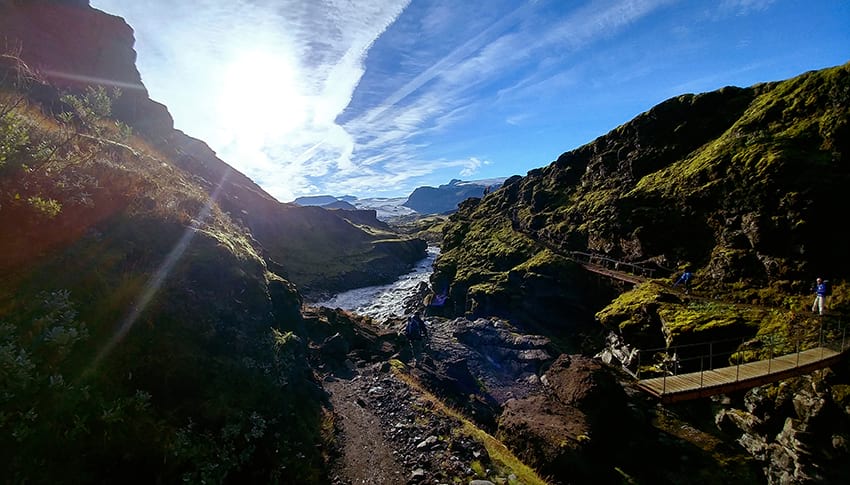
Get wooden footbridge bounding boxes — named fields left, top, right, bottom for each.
left=567, top=251, right=658, bottom=284
left=633, top=325, right=849, bottom=403
left=550, top=247, right=849, bottom=402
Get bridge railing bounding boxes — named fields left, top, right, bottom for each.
left=568, top=251, right=658, bottom=278
left=633, top=318, right=848, bottom=394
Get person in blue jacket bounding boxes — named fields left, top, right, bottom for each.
left=673, top=270, right=694, bottom=294
left=812, top=277, right=828, bottom=315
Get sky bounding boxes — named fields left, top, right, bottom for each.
left=89, top=0, right=850, bottom=203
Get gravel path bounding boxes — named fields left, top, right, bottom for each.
left=323, top=362, right=504, bottom=485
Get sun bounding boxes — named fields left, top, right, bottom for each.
left=217, top=50, right=308, bottom=142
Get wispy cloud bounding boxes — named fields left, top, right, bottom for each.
left=91, top=0, right=678, bottom=200
left=92, top=0, right=410, bottom=201
left=334, top=0, right=674, bottom=195
left=719, top=0, right=776, bottom=16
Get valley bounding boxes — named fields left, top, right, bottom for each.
left=1, top=2, right=849, bottom=484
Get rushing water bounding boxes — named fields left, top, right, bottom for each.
left=315, top=246, right=439, bottom=321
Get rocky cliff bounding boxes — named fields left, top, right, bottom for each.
left=434, top=64, right=849, bottom=334
left=429, top=63, right=850, bottom=483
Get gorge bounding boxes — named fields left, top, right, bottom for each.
left=1, top=2, right=849, bottom=484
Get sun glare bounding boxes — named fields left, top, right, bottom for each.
left=217, top=51, right=307, bottom=142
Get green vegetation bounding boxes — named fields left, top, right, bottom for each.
left=395, top=369, right=548, bottom=485
left=0, top=58, right=327, bottom=482
left=434, top=63, right=849, bottom=362
left=393, top=214, right=448, bottom=243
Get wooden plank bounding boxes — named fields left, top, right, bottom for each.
left=636, top=347, right=845, bottom=403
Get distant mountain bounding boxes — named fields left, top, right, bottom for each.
left=323, top=200, right=358, bottom=210
left=291, top=194, right=415, bottom=220
left=290, top=178, right=508, bottom=221
left=293, top=195, right=340, bottom=206
left=402, top=178, right=506, bottom=214
left=352, top=196, right=417, bottom=220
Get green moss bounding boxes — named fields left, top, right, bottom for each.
left=832, top=384, right=850, bottom=408
left=596, top=281, right=668, bottom=330
left=657, top=301, right=749, bottom=334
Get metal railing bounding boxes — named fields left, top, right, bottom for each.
left=568, top=251, right=657, bottom=278
left=634, top=318, right=848, bottom=395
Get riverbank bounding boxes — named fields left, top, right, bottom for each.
left=314, top=246, right=439, bottom=321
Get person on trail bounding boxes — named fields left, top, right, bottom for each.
left=673, top=270, right=694, bottom=294
left=405, top=310, right=428, bottom=365
left=812, top=277, right=829, bottom=315
left=424, top=290, right=447, bottom=317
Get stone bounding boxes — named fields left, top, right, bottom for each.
left=416, top=435, right=438, bottom=449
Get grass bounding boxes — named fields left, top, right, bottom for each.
left=393, top=369, right=548, bottom=485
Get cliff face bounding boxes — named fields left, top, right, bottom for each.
left=428, top=64, right=850, bottom=482
left=0, top=0, right=426, bottom=297
left=403, top=179, right=501, bottom=214
left=433, top=64, right=850, bottom=331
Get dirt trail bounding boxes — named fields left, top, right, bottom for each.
left=325, top=375, right=405, bottom=484
left=319, top=315, right=554, bottom=484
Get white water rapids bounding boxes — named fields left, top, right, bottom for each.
left=315, top=246, right=439, bottom=321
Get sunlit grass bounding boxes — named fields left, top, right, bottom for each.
left=393, top=369, right=548, bottom=485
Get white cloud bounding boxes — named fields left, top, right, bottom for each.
left=92, top=0, right=671, bottom=200
left=719, top=0, right=776, bottom=16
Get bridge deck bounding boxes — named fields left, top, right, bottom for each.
left=576, top=262, right=645, bottom=284
left=636, top=347, right=844, bottom=403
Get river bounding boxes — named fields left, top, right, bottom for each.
left=315, top=246, right=439, bottom=321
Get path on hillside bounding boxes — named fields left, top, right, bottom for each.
left=322, top=360, right=504, bottom=484
left=325, top=375, right=405, bottom=484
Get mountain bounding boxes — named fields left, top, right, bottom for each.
left=434, top=65, right=849, bottom=327
left=429, top=64, right=850, bottom=480
left=292, top=195, right=340, bottom=206
left=0, top=2, right=425, bottom=299
left=403, top=177, right=506, bottom=214
left=291, top=177, right=509, bottom=220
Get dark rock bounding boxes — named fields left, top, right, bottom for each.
left=321, top=332, right=350, bottom=360
left=403, top=178, right=504, bottom=214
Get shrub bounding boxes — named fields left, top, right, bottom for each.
left=0, top=111, right=29, bottom=169
left=26, top=195, right=61, bottom=218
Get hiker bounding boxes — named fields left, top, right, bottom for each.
left=405, top=310, right=428, bottom=365
left=811, top=277, right=829, bottom=315
left=424, top=290, right=447, bottom=317
left=673, top=270, right=694, bottom=294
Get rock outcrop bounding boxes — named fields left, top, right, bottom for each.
left=716, top=368, right=850, bottom=484
left=403, top=178, right=505, bottom=214
left=497, top=355, right=632, bottom=483
left=433, top=64, right=850, bottom=332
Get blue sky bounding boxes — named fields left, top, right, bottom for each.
left=89, top=0, right=849, bottom=202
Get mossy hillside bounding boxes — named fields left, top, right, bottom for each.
left=596, top=278, right=842, bottom=368
left=434, top=198, right=542, bottom=317
left=434, top=64, right=849, bottom=352
left=249, top=204, right=426, bottom=297
left=595, top=282, right=672, bottom=348
left=1, top=67, right=327, bottom=481
left=393, top=214, right=449, bottom=243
